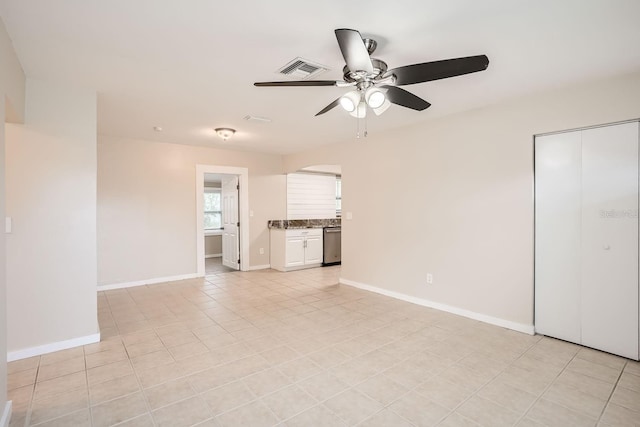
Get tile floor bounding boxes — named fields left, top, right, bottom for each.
left=205, top=258, right=235, bottom=275
left=6, top=266, right=640, bottom=426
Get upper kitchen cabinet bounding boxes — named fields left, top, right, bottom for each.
left=287, top=173, right=337, bottom=219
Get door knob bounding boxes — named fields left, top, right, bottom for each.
left=603, top=245, right=611, bottom=250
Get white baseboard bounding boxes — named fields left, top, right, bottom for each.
left=0, top=401, right=11, bottom=427
left=7, top=332, right=101, bottom=362
left=249, top=264, right=271, bottom=271
left=339, top=278, right=535, bottom=335
left=205, top=254, right=222, bottom=259
left=97, top=273, right=200, bottom=292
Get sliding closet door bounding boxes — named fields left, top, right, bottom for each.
left=534, top=131, right=582, bottom=343
left=581, top=122, right=639, bottom=359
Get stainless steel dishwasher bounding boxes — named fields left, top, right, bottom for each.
left=322, top=226, right=341, bottom=266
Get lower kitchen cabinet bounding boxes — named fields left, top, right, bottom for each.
left=270, top=228, right=323, bottom=272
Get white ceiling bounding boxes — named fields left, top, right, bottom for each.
left=2, top=0, right=640, bottom=154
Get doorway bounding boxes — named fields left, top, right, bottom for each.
left=195, top=165, right=249, bottom=275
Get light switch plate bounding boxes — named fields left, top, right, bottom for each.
left=346, top=212, right=353, bottom=220
left=5, top=217, right=12, bottom=233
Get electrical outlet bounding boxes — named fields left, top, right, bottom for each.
left=426, top=273, right=433, bottom=284
left=259, top=248, right=264, bottom=255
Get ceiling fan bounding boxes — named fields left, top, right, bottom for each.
left=254, top=29, right=489, bottom=118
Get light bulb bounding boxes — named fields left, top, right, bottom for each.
left=365, top=88, right=386, bottom=109
left=340, top=91, right=360, bottom=112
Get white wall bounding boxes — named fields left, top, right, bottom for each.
left=0, top=15, right=25, bottom=421
left=205, top=235, right=222, bottom=257
left=5, top=78, right=98, bottom=355
left=97, top=136, right=285, bottom=285
left=286, top=173, right=337, bottom=219
left=284, top=71, right=640, bottom=331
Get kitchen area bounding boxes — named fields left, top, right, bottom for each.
left=268, top=168, right=341, bottom=272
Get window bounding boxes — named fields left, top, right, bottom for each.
left=336, top=178, right=342, bottom=216
left=204, top=188, right=222, bottom=230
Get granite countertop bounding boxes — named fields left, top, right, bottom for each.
left=268, top=219, right=341, bottom=229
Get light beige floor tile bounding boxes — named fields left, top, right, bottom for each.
left=159, top=331, right=199, bottom=348
left=389, top=391, right=450, bottom=427
left=8, top=356, right=40, bottom=375
left=575, top=347, right=627, bottom=370
left=438, top=412, right=482, bottom=427
left=168, top=341, right=209, bottom=360
left=30, top=408, right=91, bottom=427
left=8, top=368, right=38, bottom=390
left=34, top=371, right=87, bottom=401
left=543, top=382, right=607, bottom=419
left=187, top=366, right=238, bottom=393
left=216, top=400, right=279, bottom=427
left=566, top=358, right=622, bottom=384
left=282, top=404, right=346, bottom=427
left=415, top=376, right=474, bottom=410
left=259, top=345, right=300, bottom=365
left=143, top=377, right=195, bottom=410
left=610, top=386, right=640, bottom=413
left=554, top=370, right=615, bottom=400
left=276, top=356, right=323, bottom=382
left=151, top=396, right=213, bottom=427
left=298, top=371, right=350, bottom=402
left=30, top=387, right=89, bottom=425
left=477, top=378, right=538, bottom=415
left=261, top=384, right=317, bottom=421
left=624, top=361, right=640, bottom=377
left=526, top=398, right=597, bottom=427
left=87, top=359, right=133, bottom=386
left=307, top=347, right=350, bottom=369
left=85, top=348, right=128, bottom=369
left=328, top=358, right=378, bottom=386
left=355, top=374, right=409, bottom=406
left=37, top=356, right=85, bottom=382
left=89, top=373, right=140, bottom=405
left=112, top=414, right=155, bottom=427
left=130, top=349, right=174, bottom=372
left=599, top=402, right=640, bottom=426
left=40, top=348, right=84, bottom=366
left=360, top=408, right=415, bottom=427
left=124, top=337, right=166, bottom=359
left=136, top=361, right=183, bottom=388
left=324, top=389, right=384, bottom=425
left=242, top=368, right=292, bottom=398
left=437, top=364, right=496, bottom=393
left=200, top=380, right=256, bottom=415
left=618, top=371, right=640, bottom=393
left=514, top=418, right=547, bottom=427
left=83, top=337, right=124, bottom=355
left=8, top=384, right=34, bottom=414
left=91, top=391, right=149, bottom=427
left=457, top=395, right=521, bottom=427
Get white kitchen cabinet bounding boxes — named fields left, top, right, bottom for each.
left=270, top=228, right=324, bottom=272
left=535, top=121, right=639, bottom=360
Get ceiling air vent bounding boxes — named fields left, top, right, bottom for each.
left=277, top=57, right=329, bottom=80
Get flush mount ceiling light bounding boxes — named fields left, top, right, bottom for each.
left=215, top=128, right=236, bottom=141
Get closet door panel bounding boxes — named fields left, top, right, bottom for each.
left=581, top=122, right=639, bottom=359
left=534, top=131, right=582, bottom=343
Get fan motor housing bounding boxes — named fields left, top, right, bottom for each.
left=343, top=58, right=388, bottom=83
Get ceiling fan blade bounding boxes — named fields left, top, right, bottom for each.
left=389, top=55, right=489, bottom=86
left=315, top=98, right=341, bottom=116
left=382, top=86, right=431, bottom=111
left=334, top=29, right=374, bottom=73
left=254, top=80, right=338, bottom=87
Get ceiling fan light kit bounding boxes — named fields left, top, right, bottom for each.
left=254, top=28, right=489, bottom=123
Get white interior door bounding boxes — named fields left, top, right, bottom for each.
left=581, top=123, right=639, bottom=359
left=222, top=176, right=240, bottom=270
left=534, top=131, right=583, bottom=343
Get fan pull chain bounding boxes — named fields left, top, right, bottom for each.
left=364, top=111, right=368, bottom=138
